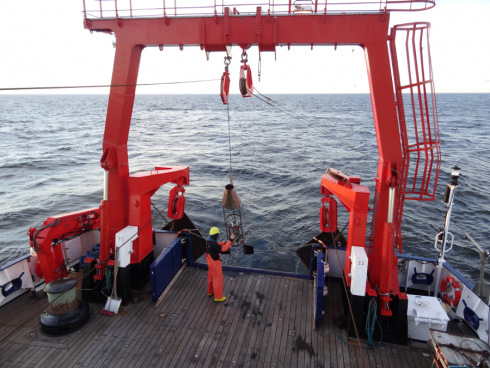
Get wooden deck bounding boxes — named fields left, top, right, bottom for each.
left=0, top=267, right=433, bottom=368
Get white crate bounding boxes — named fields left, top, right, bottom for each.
left=407, top=295, right=449, bottom=341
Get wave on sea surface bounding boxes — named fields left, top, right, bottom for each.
left=0, top=94, right=489, bottom=284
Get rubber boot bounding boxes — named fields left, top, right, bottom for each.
left=215, top=296, right=226, bottom=302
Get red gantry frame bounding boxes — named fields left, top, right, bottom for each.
left=31, top=0, right=440, bottom=316
left=86, top=1, right=439, bottom=312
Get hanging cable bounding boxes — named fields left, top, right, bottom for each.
left=250, top=87, right=400, bottom=175
left=151, top=201, right=169, bottom=226
left=0, top=79, right=220, bottom=91
left=227, top=101, right=233, bottom=183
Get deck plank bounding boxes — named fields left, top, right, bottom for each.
left=329, top=282, right=341, bottom=368
left=176, top=273, right=235, bottom=368
left=105, top=268, right=196, bottom=368
left=50, top=305, right=112, bottom=368
left=295, top=277, right=308, bottom=368
left=191, top=273, right=249, bottom=368
left=307, top=281, right=316, bottom=368
left=224, top=273, right=264, bottom=367
left=275, top=279, right=298, bottom=368
left=140, top=270, right=212, bottom=368
left=238, top=274, right=271, bottom=368
left=322, top=280, right=333, bottom=368
left=92, top=287, right=157, bottom=368
left=75, top=302, right=137, bottom=368
left=33, top=347, right=59, bottom=368
left=260, top=276, right=287, bottom=368
left=393, top=349, right=410, bottom=368
left=124, top=268, right=202, bottom=368
left=198, top=273, right=253, bottom=368
left=105, top=269, right=195, bottom=368
left=156, top=270, right=223, bottom=367
left=315, top=291, right=324, bottom=368
left=246, top=277, right=279, bottom=367
left=214, top=273, right=256, bottom=368
left=0, top=267, right=441, bottom=368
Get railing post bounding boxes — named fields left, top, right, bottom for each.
left=315, top=0, right=318, bottom=13
left=175, top=0, right=177, bottom=16
left=115, top=0, right=122, bottom=27
left=99, top=0, right=103, bottom=18
left=130, top=0, right=133, bottom=17
left=83, top=0, right=91, bottom=27
left=288, top=0, right=291, bottom=14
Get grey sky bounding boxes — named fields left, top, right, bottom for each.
left=0, top=0, right=488, bottom=94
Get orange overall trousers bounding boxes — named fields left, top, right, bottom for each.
left=206, top=240, right=232, bottom=299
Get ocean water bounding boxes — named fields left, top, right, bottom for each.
left=0, top=94, right=489, bottom=284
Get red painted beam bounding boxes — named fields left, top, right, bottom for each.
left=86, top=13, right=390, bottom=47
left=128, top=167, right=189, bottom=263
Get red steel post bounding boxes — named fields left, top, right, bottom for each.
left=100, top=44, right=144, bottom=269
left=363, top=41, right=404, bottom=297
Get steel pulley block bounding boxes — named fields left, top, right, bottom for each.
left=220, top=70, right=230, bottom=105
left=320, top=196, right=338, bottom=233
left=239, top=64, right=253, bottom=97
left=167, top=186, right=186, bottom=220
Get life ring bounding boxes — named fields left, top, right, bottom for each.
left=167, top=186, right=186, bottom=220
left=441, top=276, right=461, bottom=308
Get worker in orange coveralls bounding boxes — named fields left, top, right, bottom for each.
left=206, top=227, right=234, bottom=302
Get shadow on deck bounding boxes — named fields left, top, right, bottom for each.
left=0, top=268, right=433, bottom=368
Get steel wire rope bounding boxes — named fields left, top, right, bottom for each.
left=250, top=87, right=400, bottom=175
left=227, top=101, right=233, bottom=181
left=0, top=79, right=220, bottom=91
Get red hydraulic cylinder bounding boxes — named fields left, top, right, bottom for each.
left=96, top=199, right=111, bottom=280
left=379, top=222, right=395, bottom=316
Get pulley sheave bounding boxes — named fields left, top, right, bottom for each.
left=220, top=56, right=232, bottom=105
left=239, top=52, right=253, bottom=97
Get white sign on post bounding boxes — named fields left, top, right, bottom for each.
left=115, top=226, right=138, bottom=268
left=350, top=246, right=368, bottom=296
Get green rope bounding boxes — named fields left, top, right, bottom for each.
left=328, top=275, right=382, bottom=349
left=365, top=299, right=382, bottom=348
left=103, top=268, right=112, bottom=292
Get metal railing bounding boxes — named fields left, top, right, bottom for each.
left=389, top=22, right=441, bottom=251
left=82, top=0, right=435, bottom=20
